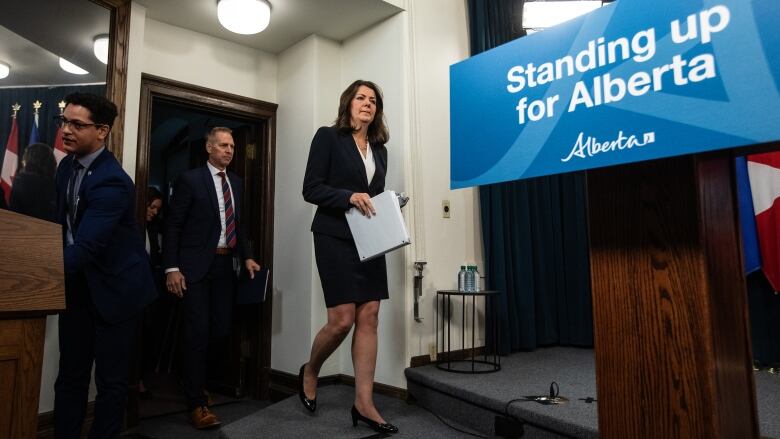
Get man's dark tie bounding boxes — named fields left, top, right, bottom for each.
left=67, top=161, right=84, bottom=231
left=218, top=171, right=237, bottom=249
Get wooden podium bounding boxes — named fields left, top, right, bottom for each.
left=587, top=152, right=759, bottom=438
left=0, top=209, right=65, bottom=439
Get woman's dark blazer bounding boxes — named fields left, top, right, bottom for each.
left=302, top=126, right=387, bottom=240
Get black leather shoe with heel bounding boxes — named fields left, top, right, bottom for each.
left=298, top=363, right=317, bottom=412
left=351, top=405, right=398, bottom=434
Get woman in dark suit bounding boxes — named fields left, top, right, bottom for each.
left=9, top=142, right=57, bottom=222
left=300, top=80, right=398, bottom=434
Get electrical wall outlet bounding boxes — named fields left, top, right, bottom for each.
left=442, top=200, right=451, bottom=218
left=428, top=343, right=437, bottom=361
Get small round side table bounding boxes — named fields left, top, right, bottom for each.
left=435, top=289, right=501, bottom=373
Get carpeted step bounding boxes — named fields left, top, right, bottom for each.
left=405, top=347, right=599, bottom=438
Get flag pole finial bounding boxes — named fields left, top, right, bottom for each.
left=58, top=100, right=66, bottom=115
left=11, top=103, right=21, bottom=118
left=32, top=100, right=42, bottom=114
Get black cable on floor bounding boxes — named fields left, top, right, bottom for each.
left=356, top=433, right=392, bottom=439
left=416, top=403, right=489, bottom=438
left=504, top=397, right=534, bottom=416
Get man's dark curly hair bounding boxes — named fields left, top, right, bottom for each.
left=64, top=92, right=118, bottom=128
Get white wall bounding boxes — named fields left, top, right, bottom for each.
left=337, top=13, right=408, bottom=388
left=403, top=0, right=482, bottom=361
left=38, top=318, right=67, bottom=413
left=122, top=4, right=278, bottom=168
left=121, top=1, right=147, bottom=178
left=270, top=14, right=414, bottom=387
left=271, top=35, right=336, bottom=375
left=271, top=12, right=414, bottom=390
left=141, top=19, right=277, bottom=103
left=382, top=0, right=406, bottom=9
left=308, top=37, right=343, bottom=377
left=271, top=0, right=479, bottom=388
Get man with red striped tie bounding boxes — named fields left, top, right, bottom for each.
left=163, top=126, right=260, bottom=429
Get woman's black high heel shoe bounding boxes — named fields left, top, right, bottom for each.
left=298, top=364, right=317, bottom=412
left=351, top=405, right=398, bottom=434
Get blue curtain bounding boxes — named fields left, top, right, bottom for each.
left=467, top=0, right=593, bottom=353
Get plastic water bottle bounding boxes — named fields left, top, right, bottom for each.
left=457, top=266, right=467, bottom=292
left=465, top=265, right=475, bottom=292
left=473, top=265, right=481, bottom=293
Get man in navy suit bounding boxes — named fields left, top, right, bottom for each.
left=163, top=127, right=260, bottom=429
left=53, top=93, right=156, bottom=438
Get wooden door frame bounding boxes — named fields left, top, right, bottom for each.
left=133, top=73, right=277, bottom=417
left=90, top=0, right=130, bottom=159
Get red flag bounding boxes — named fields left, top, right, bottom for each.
left=1, top=110, right=19, bottom=204
left=53, top=126, right=67, bottom=165
left=747, top=151, right=780, bottom=292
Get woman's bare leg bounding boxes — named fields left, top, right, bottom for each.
left=352, top=300, right=385, bottom=423
left=303, top=303, right=356, bottom=399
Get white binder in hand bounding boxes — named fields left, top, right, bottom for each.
left=345, top=190, right=411, bottom=261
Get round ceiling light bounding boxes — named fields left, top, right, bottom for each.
left=0, top=62, right=9, bottom=79
left=93, top=34, right=109, bottom=64
left=59, top=58, right=89, bottom=75
left=217, top=0, right=271, bottom=35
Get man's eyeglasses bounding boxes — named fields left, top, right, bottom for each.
left=55, top=116, right=107, bottom=131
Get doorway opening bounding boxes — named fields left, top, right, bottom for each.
left=130, top=74, right=276, bottom=423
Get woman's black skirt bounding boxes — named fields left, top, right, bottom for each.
left=313, top=232, right=389, bottom=307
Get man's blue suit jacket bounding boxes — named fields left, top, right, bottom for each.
left=56, top=149, right=156, bottom=324
left=163, top=165, right=250, bottom=283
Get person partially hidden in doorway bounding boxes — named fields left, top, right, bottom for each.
left=163, top=126, right=261, bottom=429
left=137, top=186, right=165, bottom=401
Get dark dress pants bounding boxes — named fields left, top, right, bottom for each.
left=181, top=254, right=235, bottom=409
left=54, top=278, right=139, bottom=439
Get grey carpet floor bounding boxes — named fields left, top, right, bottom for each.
left=220, top=384, right=481, bottom=439
left=137, top=373, right=239, bottom=419
left=123, top=400, right=271, bottom=439
left=756, top=369, right=780, bottom=439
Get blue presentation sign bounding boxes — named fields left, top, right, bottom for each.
left=450, top=0, right=780, bottom=189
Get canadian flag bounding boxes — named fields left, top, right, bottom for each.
left=53, top=126, right=67, bottom=164
left=747, top=152, right=780, bottom=292
left=1, top=111, right=19, bottom=204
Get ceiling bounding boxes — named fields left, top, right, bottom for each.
left=0, top=0, right=403, bottom=89
left=0, top=0, right=109, bottom=87
left=135, top=0, right=404, bottom=54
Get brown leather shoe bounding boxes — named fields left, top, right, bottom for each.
left=191, top=406, right=221, bottom=429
